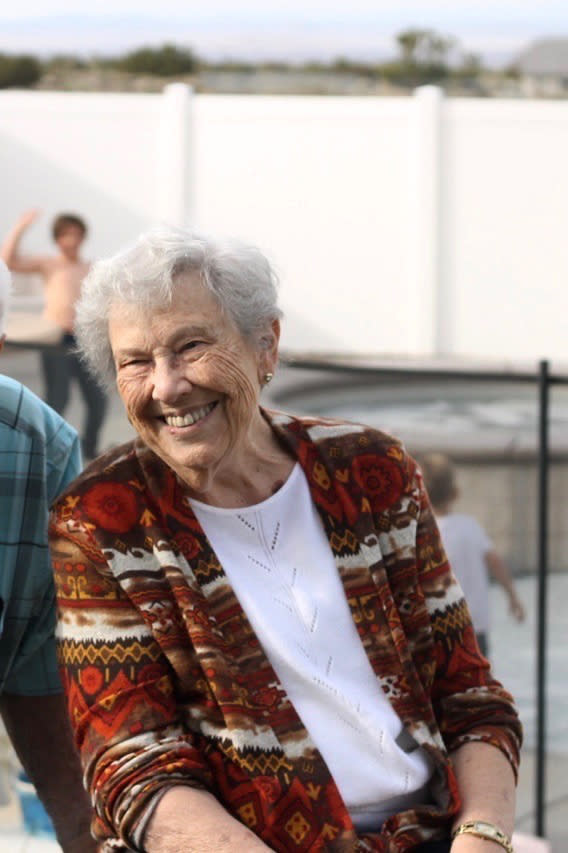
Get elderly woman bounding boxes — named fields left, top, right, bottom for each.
left=50, top=227, right=521, bottom=853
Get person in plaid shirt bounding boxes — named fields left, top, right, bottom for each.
left=0, top=260, right=95, bottom=851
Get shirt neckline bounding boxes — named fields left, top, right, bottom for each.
left=187, top=462, right=301, bottom=515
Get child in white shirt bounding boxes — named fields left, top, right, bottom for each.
left=420, top=453, right=525, bottom=656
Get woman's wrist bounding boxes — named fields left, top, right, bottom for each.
left=452, top=838, right=510, bottom=853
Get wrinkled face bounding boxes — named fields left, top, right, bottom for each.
left=109, top=273, right=277, bottom=481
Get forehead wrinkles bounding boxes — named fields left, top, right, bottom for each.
left=110, top=309, right=200, bottom=354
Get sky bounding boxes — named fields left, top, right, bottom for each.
left=3, top=1, right=568, bottom=67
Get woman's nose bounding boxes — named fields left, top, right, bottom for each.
left=151, top=356, right=192, bottom=402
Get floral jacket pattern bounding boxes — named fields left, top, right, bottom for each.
left=49, top=410, right=522, bottom=852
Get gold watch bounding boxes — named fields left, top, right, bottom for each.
left=451, top=820, right=514, bottom=852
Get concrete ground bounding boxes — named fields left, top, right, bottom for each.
left=0, top=348, right=565, bottom=851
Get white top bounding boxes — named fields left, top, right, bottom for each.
left=437, top=513, right=493, bottom=633
left=189, top=463, right=433, bottom=831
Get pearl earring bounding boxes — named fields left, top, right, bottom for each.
left=263, top=372, right=274, bottom=385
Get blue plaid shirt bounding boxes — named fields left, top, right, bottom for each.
left=0, top=374, right=81, bottom=695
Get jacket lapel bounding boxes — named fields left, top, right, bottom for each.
left=269, top=410, right=442, bottom=750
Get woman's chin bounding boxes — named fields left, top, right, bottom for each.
left=153, top=435, right=227, bottom=481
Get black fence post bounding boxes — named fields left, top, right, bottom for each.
left=535, top=359, right=550, bottom=838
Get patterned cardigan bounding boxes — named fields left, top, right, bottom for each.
left=49, top=410, right=521, bottom=852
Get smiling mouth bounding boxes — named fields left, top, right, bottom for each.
left=162, top=401, right=217, bottom=428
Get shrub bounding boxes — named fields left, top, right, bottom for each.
left=116, top=44, right=199, bottom=77
left=0, top=54, right=41, bottom=88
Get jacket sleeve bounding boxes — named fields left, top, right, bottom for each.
left=50, top=522, right=213, bottom=850
left=410, top=458, right=522, bottom=776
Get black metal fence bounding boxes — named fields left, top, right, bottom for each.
left=275, top=354, right=568, bottom=845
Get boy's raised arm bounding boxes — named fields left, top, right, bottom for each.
left=1, top=209, right=49, bottom=274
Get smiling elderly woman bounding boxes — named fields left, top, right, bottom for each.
left=49, top=228, right=521, bottom=853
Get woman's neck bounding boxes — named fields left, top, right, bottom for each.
left=177, top=414, right=296, bottom=508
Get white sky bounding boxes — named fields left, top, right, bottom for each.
left=3, top=1, right=568, bottom=65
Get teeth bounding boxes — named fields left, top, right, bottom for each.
left=164, top=402, right=215, bottom=428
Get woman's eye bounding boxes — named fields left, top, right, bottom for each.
left=121, top=358, right=148, bottom=369
left=180, top=341, right=204, bottom=353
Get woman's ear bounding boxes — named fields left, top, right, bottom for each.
left=263, top=319, right=280, bottom=361
left=266, top=318, right=280, bottom=364
left=258, top=319, right=280, bottom=380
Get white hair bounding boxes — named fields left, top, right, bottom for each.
left=75, top=226, right=283, bottom=386
left=0, top=260, right=12, bottom=336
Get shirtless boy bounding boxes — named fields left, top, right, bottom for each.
left=1, top=210, right=107, bottom=460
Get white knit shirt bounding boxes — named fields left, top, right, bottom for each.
left=188, top=463, right=433, bottom=830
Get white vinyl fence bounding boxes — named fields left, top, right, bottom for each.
left=1, top=84, right=567, bottom=364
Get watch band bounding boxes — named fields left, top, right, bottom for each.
left=452, top=820, right=514, bottom=852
